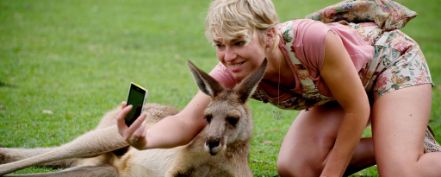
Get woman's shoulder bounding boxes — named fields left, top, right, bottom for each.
left=277, top=19, right=330, bottom=41
left=280, top=18, right=321, bottom=24
left=279, top=19, right=327, bottom=28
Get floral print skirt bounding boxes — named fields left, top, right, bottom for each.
left=360, top=29, right=433, bottom=97
left=357, top=28, right=440, bottom=152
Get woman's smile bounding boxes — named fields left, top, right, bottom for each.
left=227, top=61, right=246, bottom=73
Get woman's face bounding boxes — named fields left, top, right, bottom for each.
left=214, top=32, right=267, bottom=81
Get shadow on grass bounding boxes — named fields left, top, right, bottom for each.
left=0, top=81, right=16, bottom=88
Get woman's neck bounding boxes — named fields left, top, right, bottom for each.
left=263, top=44, right=294, bottom=88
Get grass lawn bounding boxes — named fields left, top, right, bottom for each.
left=1, top=0, right=440, bottom=176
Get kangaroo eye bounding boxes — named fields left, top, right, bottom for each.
left=205, top=114, right=213, bottom=124
left=226, top=116, right=239, bottom=126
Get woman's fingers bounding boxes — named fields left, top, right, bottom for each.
left=119, top=101, right=127, bottom=109
left=124, top=113, right=146, bottom=139
left=131, top=113, right=147, bottom=132
left=129, top=114, right=148, bottom=149
left=116, top=105, right=132, bottom=136
left=116, top=104, right=148, bottom=149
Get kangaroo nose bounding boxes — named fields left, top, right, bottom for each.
left=206, top=138, right=220, bottom=149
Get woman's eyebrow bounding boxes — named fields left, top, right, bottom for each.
left=213, top=40, right=222, bottom=44
left=213, top=37, right=246, bottom=45
left=233, top=35, right=250, bottom=43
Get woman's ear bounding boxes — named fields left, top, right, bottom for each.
left=265, top=28, right=276, bottom=48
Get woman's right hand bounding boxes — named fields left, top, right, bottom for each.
left=116, top=102, right=148, bottom=150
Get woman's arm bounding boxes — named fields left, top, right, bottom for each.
left=117, top=91, right=210, bottom=149
left=319, top=31, right=370, bottom=177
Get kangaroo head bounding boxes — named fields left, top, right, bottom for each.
left=187, top=59, right=267, bottom=156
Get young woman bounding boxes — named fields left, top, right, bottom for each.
left=117, top=0, right=441, bottom=176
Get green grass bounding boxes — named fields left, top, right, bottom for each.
left=0, top=0, right=440, bottom=176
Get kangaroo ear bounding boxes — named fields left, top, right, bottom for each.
left=235, top=59, right=267, bottom=103
left=187, top=60, right=223, bottom=97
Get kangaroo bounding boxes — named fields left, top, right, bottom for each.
left=0, top=59, right=268, bottom=177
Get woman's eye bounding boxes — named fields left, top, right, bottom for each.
left=234, top=41, right=246, bottom=46
left=215, top=43, right=225, bottom=49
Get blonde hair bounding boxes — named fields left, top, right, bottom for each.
left=205, top=0, right=279, bottom=43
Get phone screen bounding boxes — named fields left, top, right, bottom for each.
left=125, top=83, right=147, bottom=126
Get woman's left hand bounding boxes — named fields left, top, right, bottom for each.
left=116, top=102, right=148, bottom=149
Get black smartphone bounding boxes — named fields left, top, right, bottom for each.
left=125, top=82, right=147, bottom=126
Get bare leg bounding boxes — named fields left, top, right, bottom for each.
left=277, top=103, right=375, bottom=177
left=372, top=85, right=441, bottom=176
left=0, top=126, right=127, bottom=175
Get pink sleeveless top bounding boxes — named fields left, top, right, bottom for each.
left=210, top=19, right=375, bottom=110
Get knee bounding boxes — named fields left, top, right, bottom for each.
left=276, top=158, right=298, bottom=177
left=277, top=157, right=293, bottom=177
left=276, top=135, right=334, bottom=177
left=377, top=157, right=418, bottom=177
left=277, top=157, right=320, bottom=177
left=378, top=165, right=417, bottom=177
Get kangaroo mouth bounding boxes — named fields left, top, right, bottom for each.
left=204, top=138, right=225, bottom=156
left=205, top=144, right=223, bottom=156
left=209, top=148, right=219, bottom=156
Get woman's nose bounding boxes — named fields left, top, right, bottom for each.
left=223, top=46, right=237, bottom=62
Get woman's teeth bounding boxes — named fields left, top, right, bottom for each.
left=231, top=61, right=244, bottom=66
